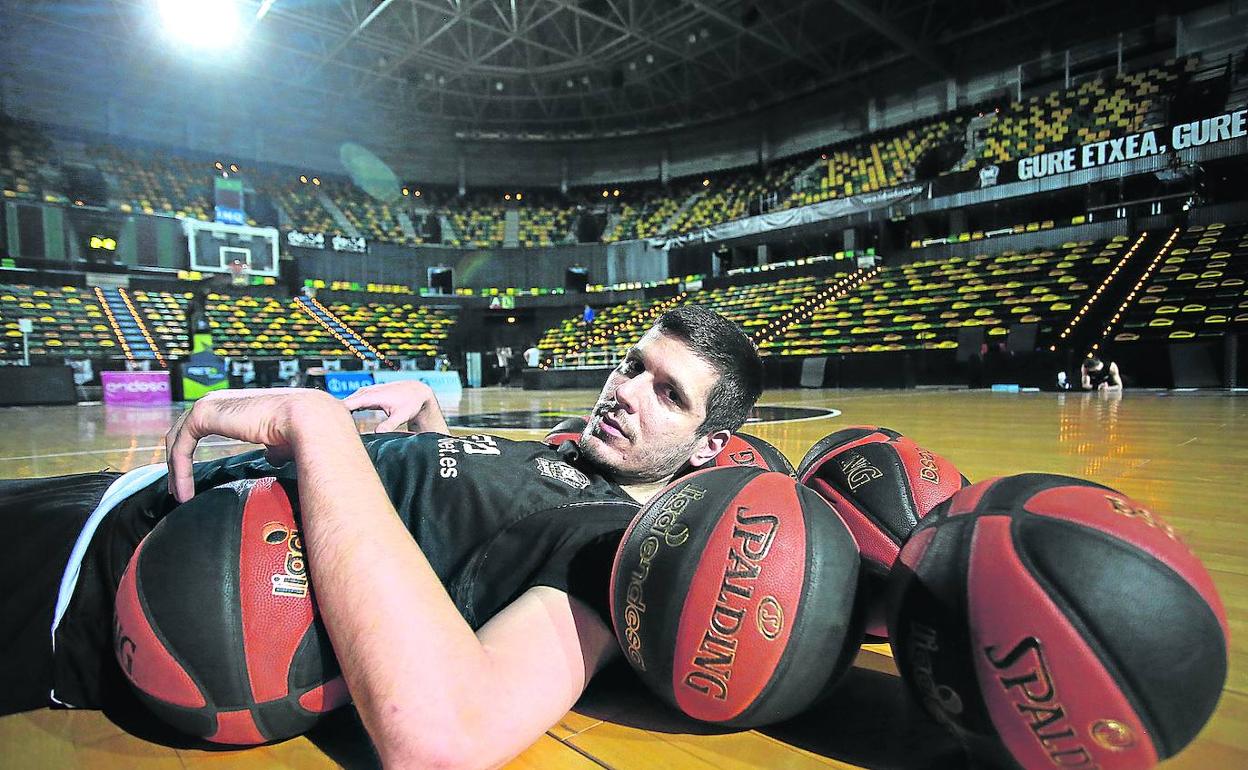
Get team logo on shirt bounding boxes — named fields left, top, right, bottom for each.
left=535, top=457, right=591, bottom=490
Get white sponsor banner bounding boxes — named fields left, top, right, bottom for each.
left=286, top=230, right=325, bottom=249
left=1016, top=109, right=1248, bottom=181
left=372, top=370, right=462, bottom=407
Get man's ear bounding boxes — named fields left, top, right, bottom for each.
left=688, top=429, right=732, bottom=468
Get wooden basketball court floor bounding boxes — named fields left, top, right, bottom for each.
left=0, top=387, right=1244, bottom=769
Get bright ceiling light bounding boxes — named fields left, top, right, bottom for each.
left=157, top=0, right=241, bottom=49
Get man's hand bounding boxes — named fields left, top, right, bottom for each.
left=164, top=388, right=350, bottom=503
left=342, top=380, right=450, bottom=434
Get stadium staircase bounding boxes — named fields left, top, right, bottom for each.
left=661, top=190, right=707, bottom=235
left=293, top=295, right=394, bottom=367
left=749, top=269, right=877, bottom=351
left=93, top=287, right=165, bottom=365
left=604, top=210, right=623, bottom=239
left=787, top=155, right=837, bottom=199
left=956, top=113, right=996, bottom=171
left=317, top=192, right=362, bottom=239
left=438, top=213, right=459, bottom=245
left=503, top=209, right=521, bottom=247
left=397, top=210, right=418, bottom=242
left=1048, top=231, right=1168, bottom=356
left=1088, top=224, right=1183, bottom=351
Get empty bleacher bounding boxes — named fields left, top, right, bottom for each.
left=0, top=284, right=120, bottom=358
left=326, top=300, right=456, bottom=358
left=766, top=240, right=1126, bottom=356
left=959, top=60, right=1191, bottom=171
left=1113, top=221, right=1248, bottom=343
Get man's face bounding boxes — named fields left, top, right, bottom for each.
left=579, top=328, right=721, bottom=484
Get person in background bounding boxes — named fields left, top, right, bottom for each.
left=1081, top=355, right=1123, bottom=392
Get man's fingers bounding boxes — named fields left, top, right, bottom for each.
left=376, top=415, right=407, bottom=433
left=166, top=410, right=202, bottom=503
left=264, top=444, right=294, bottom=466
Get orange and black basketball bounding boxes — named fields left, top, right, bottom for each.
left=609, top=466, right=861, bottom=727
left=797, top=426, right=967, bottom=639
left=887, top=474, right=1229, bottom=769
left=543, top=415, right=589, bottom=446
left=113, top=477, right=349, bottom=745
left=706, top=431, right=795, bottom=475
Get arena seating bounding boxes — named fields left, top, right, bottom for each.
left=201, top=293, right=349, bottom=358
left=537, top=270, right=839, bottom=361
left=690, top=275, right=829, bottom=334
left=764, top=239, right=1126, bottom=355
left=518, top=206, right=575, bottom=247
left=90, top=145, right=216, bottom=221
left=1113, top=222, right=1248, bottom=343
left=958, top=60, right=1191, bottom=171
left=325, top=300, right=456, bottom=357
left=535, top=239, right=1129, bottom=364
left=328, top=179, right=420, bottom=245
left=787, top=118, right=965, bottom=207
left=247, top=168, right=341, bottom=235
left=537, top=294, right=684, bottom=362
left=602, top=193, right=670, bottom=242
left=1, top=119, right=54, bottom=202
left=447, top=205, right=505, bottom=248
left=1, top=54, right=1201, bottom=250
left=128, top=289, right=191, bottom=359
left=0, top=284, right=121, bottom=358
left=665, top=168, right=795, bottom=235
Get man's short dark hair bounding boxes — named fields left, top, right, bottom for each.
left=1085, top=356, right=1103, bottom=369
left=653, top=304, right=763, bottom=435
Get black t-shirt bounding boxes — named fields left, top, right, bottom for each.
left=52, top=433, right=640, bottom=708
left=1085, top=362, right=1114, bottom=387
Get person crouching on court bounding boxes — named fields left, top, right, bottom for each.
left=1081, top=355, right=1123, bottom=392
left=0, top=305, right=762, bottom=770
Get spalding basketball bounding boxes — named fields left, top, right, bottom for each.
left=888, top=474, right=1229, bottom=769
left=797, top=426, right=967, bottom=639
left=610, top=466, right=861, bottom=727
left=543, top=415, right=589, bottom=446
left=114, top=478, right=350, bottom=745
left=707, top=432, right=795, bottom=475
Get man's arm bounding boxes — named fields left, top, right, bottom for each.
left=166, top=390, right=618, bottom=769
left=1081, top=366, right=1092, bottom=390
left=1105, top=362, right=1123, bottom=391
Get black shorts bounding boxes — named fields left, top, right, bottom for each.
left=0, top=472, right=119, bottom=715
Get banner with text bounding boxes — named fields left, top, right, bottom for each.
left=102, top=371, right=172, bottom=406
left=286, top=229, right=367, bottom=253
left=934, top=108, right=1248, bottom=195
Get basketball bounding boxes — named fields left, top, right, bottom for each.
left=797, top=426, right=967, bottom=639
left=706, top=431, right=795, bottom=475
left=543, top=415, right=589, bottom=446
left=113, top=477, right=350, bottom=745
left=609, top=466, right=861, bottom=727
left=887, top=474, right=1229, bottom=769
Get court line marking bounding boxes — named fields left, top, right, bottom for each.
left=446, top=405, right=842, bottom=430
left=750, top=404, right=842, bottom=424
left=0, top=439, right=243, bottom=462
left=4, top=406, right=841, bottom=460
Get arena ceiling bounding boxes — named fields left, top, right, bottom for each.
left=5, top=0, right=1217, bottom=141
